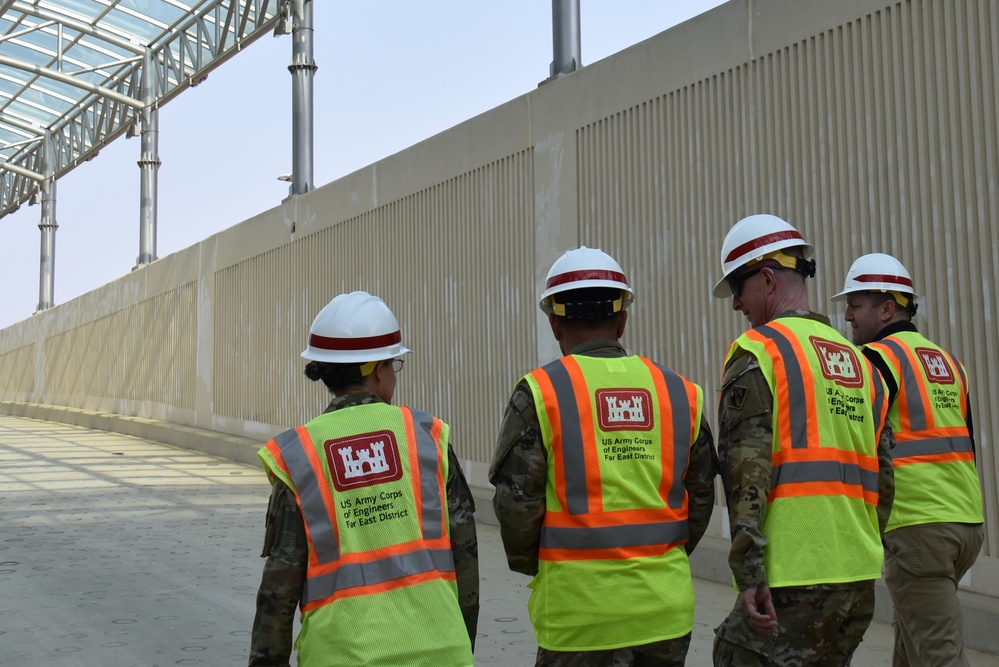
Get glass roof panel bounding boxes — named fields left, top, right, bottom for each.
left=0, top=0, right=281, bottom=213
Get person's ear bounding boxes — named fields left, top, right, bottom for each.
left=548, top=313, right=563, bottom=341
left=881, top=298, right=896, bottom=321
left=615, top=310, right=628, bottom=339
left=762, top=267, right=776, bottom=291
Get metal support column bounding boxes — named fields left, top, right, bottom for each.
left=550, top=0, right=581, bottom=78
left=136, top=46, right=160, bottom=267
left=289, top=0, right=316, bottom=196
left=37, top=132, right=57, bottom=312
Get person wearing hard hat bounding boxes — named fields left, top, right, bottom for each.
left=833, top=253, right=984, bottom=667
left=248, top=291, right=478, bottom=667
left=488, top=246, right=718, bottom=666
left=710, top=215, right=895, bottom=666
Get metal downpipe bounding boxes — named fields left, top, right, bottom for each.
left=136, top=47, right=159, bottom=267
left=290, top=0, right=316, bottom=196
left=550, top=0, right=581, bottom=79
left=37, top=133, right=57, bottom=312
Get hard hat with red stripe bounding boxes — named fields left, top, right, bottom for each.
left=540, top=246, right=634, bottom=318
left=831, top=253, right=918, bottom=309
left=302, top=291, right=411, bottom=363
left=713, top=214, right=815, bottom=298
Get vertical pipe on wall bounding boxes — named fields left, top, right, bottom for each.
left=37, top=132, right=57, bottom=312
left=290, top=0, right=316, bottom=196
left=550, top=0, right=581, bottom=79
left=136, top=47, right=159, bottom=267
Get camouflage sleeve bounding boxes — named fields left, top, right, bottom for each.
left=249, top=480, right=307, bottom=667
left=876, top=420, right=895, bottom=536
left=446, top=444, right=479, bottom=648
left=717, top=350, right=774, bottom=592
left=684, top=415, right=718, bottom=554
left=488, top=381, right=548, bottom=577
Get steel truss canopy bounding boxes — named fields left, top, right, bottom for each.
left=0, top=0, right=283, bottom=218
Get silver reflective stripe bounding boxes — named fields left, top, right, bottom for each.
left=756, top=325, right=809, bottom=450
left=879, top=338, right=927, bottom=431
left=409, top=408, right=444, bottom=540
left=893, top=435, right=974, bottom=460
left=540, top=520, right=688, bottom=550
left=771, top=459, right=879, bottom=494
left=274, top=428, right=339, bottom=564
left=542, top=359, right=590, bottom=514
left=301, top=547, right=455, bottom=605
left=870, top=361, right=886, bottom=431
left=653, top=362, right=692, bottom=509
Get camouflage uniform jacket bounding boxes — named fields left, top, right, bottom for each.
left=488, top=338, right=718, bottom=577
left=248, top=392, right=479, bottom=667
left=718, top=311, right=896, bottom=592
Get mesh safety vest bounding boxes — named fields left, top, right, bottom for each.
left=258, top=403, right=472, bottom=667
left=865, top=331, right=984, bottom=531
left=524, top=353, right=703, bottom=651
left=726, top=318, right=887, bottom=587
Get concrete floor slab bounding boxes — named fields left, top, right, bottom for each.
left=1, top=415, right=995, bottom=666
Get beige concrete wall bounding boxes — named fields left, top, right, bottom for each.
left=1, top=0, right=997, bottom=601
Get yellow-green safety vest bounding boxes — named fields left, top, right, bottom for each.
left=258, top=403, right=472, bottom=667
left=726, top=318, right=887, bottom=587
left=865, top=331, right=983, bottom=530
left=524, top=353, right=703, bottom=651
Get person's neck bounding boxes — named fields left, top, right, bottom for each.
left=767, top=290, right=809, bottom=321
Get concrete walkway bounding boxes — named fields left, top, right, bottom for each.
left=0, top=415, right=995, bottom=666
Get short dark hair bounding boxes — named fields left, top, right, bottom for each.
left=304, top=361, right=366, bottom=394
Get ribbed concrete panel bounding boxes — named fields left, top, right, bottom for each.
left=213, top=151, right=535, bottom=477
left=0, top=343, right=34, bottom=395
left=41, top=284, right=197, bottom=410
left=575, top=0, right=999, bottom=562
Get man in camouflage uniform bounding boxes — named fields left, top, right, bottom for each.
left=833, top=253, right=984, bottom=666
left=489, top=247, right=717, bottom=667
left=249, top=291, right=478, bottom=666
left=711, top=216, right=895, bottom=666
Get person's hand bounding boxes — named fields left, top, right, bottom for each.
left=739, top=583, right=779, bottom=636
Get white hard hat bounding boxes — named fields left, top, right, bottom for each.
left=831, top=253, right=918, bottom=302
left=302, top=291, right=411, bottom=363
left=540, top=246, right=634, bottom=317
left=713, top=214, right=815, bottom=298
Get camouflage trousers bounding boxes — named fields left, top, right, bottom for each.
left=712, top=581, right=875, bottom=666
left=535, top=634, right=691, bottom=667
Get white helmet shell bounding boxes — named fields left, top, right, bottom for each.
left=539, top=246, right=634, bottom=314
left=302, top=291, right=411, bottom=363
left=713, top=214, right=815, bottom=298
left=831, top=253, right=918, bottom=301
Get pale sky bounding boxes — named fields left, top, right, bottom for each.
left=0, top=1, right=727, bottom=330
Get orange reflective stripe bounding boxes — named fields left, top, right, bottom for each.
left=745, top=325, right=822, bottom=452
left=771, top=480, right=877, bottom=504
left=301, top=549, right=456, bottom=612
left=530, top=367, right=568, bottom=511
left=299, top=426, right=340, bottom=569
left=893, top=450, right=976, bottom=467
left=402, top=408, right=424, bottom=538
left=303, top=569, right=458, bottom=612
left=773, top=446, right=878, bottom=470
left=562, top=356, right=604, bottom=514
left=429, top=416, right=447, bottom=538
left=542, top=507, right=677, bottom=529
left=640, top=357, right=678, bottom=503
left=894, top=425, right=969, bottom=442
left=539, top=543, right=675, bottom=562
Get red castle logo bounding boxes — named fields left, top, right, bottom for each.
left=596, top=388, right=654, bottom=431
left=326, top=431, right=402, bottom=491
left=810, top=337, right=864, bottom=388
left=916, top=348, right=954, bottom=384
